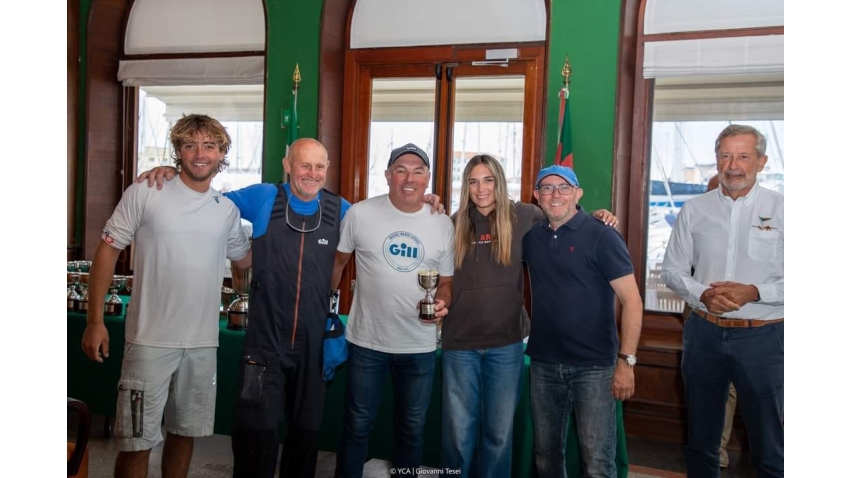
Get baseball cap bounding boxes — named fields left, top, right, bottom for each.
left=387, top=143, right=430, bottom=169
left=536, top=165, right=580, bottom=188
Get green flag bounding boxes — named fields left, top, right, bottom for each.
left=554, top=86, right=573, bottom=168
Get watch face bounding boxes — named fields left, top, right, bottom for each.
left=627, top=356, right=637, bottom=366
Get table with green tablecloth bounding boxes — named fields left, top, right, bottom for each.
left=68, top=306, right=628, bottom=477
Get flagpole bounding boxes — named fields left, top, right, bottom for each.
left=287, top=63, right=301, bottom=152
left=555, top=56, right=572, bottom=166
left=282, top=64, right=301, bottom=182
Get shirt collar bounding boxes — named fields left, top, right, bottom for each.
left=718, top=183, right=760, bottom=206
left=541, top=205, right=587, bottom=232
left=283, top=183, right=322, bottom=207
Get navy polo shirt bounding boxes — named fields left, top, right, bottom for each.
left=522, top=206, right=634, bottom=366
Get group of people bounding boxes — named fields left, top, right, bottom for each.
left=82, top=115, right=640, bottom=477
left=79, top=113, right=782, bottom=478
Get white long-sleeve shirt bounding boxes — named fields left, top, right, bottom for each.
left=661, top=185, right=783, bottom=320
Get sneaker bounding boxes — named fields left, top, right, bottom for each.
left=719, top=448, right=729, bottom=468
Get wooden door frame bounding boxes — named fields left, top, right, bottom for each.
left=341, top=45, right=546, bottom=205
left=338, top=45, right=546, bottom=314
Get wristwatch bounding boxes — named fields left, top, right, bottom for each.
left=618, top=353, right=637, bottom=367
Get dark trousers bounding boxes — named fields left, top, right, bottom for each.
left=334, top=343, right=436, bottom=478
left=231, top=342, right=326, bottom=478
left=682, top=313, right=784, bottom=478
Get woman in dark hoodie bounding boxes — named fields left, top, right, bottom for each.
left=439, top=155, right=616, bottom=477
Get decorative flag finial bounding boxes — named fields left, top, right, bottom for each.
left=293, top=63, right=301, bottom=86
left=562, top=55, right=572, bottom=89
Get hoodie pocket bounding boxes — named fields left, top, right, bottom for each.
left=446, top=284, right=524, bottom=343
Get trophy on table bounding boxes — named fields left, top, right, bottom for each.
left=227, top=265, right=252, bottom=331
left=67, top=271, right=81, bottom=312
left=68, top=261, right=92, bottom=311
left=76, top=272, right=90, bottom=312
left=417, top=270, right=439, bottom=321
left=104, top=275, right=128, bottom=316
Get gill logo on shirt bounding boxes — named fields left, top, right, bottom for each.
left=383, top=231, right=425, bottom=272
left=318, top=238, right=329, bottom=245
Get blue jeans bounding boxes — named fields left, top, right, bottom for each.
left=530, top=360, right=616, bottom=478
left=440, top=341, right=525, bottom=478
left=682, top=313, right=783, bottom=478
left=334, top=342, right=436, bottom=478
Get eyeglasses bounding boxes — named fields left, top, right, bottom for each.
left=285, top=200, right=323, bottom=233
left=536, top=183, right=576, bottom=196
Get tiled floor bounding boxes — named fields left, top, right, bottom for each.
left=69, top=414, right=758, bottom=477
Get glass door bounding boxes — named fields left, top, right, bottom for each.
left=445, top=70, right=527, bottom=215
left=367, top=76, right=437, bottom=198
left=339, top=48, right=545, bottom=314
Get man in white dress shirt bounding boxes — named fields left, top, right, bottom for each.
left=662, top=124, right=783, bottom=478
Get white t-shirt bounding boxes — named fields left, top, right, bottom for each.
left=339, top=195, right=455, bottom=353
left=102, top=176, right=250, bottom=348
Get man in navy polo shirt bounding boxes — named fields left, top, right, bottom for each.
left=523, top=165, right=643, bottom=478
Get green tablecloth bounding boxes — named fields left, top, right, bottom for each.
left=68, top=307, right=628, bottom=477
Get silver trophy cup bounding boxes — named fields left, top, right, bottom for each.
left=67, top=272, right=81, bottom=311
left=417, top=270, right=439, bottom=321
left=104, top=275, right=128, bottom=316
left=227, top=265, right=252, bottom=331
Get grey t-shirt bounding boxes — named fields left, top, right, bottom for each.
left=103, top=176, right=250, bottom=348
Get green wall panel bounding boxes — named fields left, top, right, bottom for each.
left=546, top=0, right=621, bottom=211
left=262, top=0, right=323, bottom=184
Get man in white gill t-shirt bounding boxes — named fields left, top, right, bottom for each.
left=330, top=143, right=455, bottom=477
left=81, top=114, right=252, bottom=478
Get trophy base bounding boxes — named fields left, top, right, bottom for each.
left=227, top=311, right=248, bottom=331
left=420, top=300, right=436, bottom=321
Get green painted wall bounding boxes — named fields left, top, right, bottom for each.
left=261, top=0, right=323, bottom=184
left=546, top=0, right=622, bottom=211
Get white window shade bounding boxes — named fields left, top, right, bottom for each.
left=350, top=0, right=545, bottom=49
left=142, top=85, right=265, bottom=123
left=118, top=57, right=265, bottom=86
left=125, top=0, right=265, bottom=55
left=643, top=35, right=783, bottom=79
left=652, top=75, right=784, bottom=121
left=644, top=0, right=783, bottom=35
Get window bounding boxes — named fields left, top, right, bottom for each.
left=137, top=85, right=264, bottom=191
left=643, top=74, right=783, bottom=313
left=363, top=76, right=526, bottom=214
